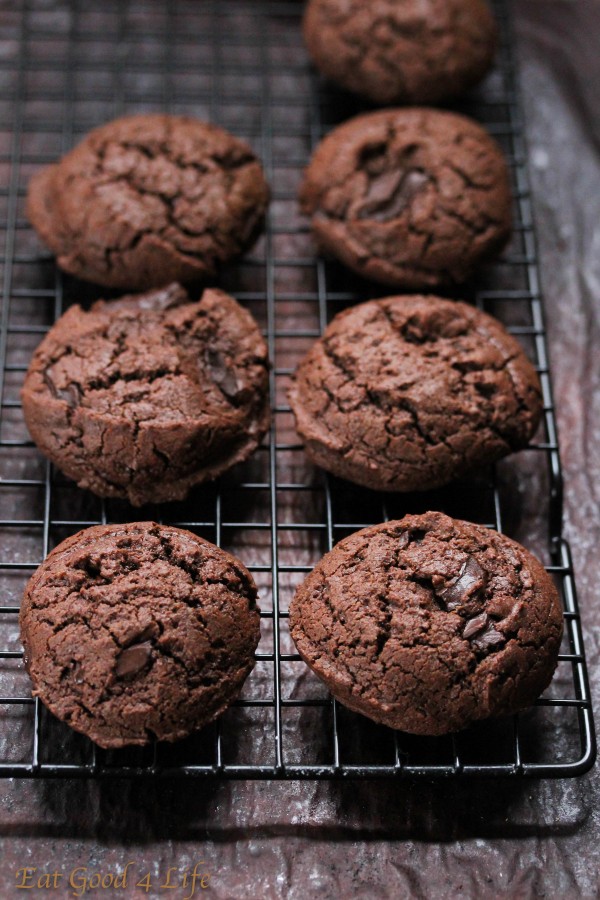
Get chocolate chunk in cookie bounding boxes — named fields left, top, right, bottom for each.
left=289, top=294, right=542, bottom=492
left=21, top=283, right=270, bottom=506
left=300, top=108, right=512, bottom=290
left=290, top=513, right=563, bottom=735
left=20, top=522, right=261, bottom=748
left=27, top=114, right=270, bottom=290
left=303, top=0, right=497, bottom=106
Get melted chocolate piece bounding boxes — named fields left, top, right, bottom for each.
left=397, top=531, right=411, bottom=549
left=206, top=348, right=240, bottom=398
left=439, top=555, right=488, bottom=610
left=462, top=611, right=488, bottom=639
left=356, top=169, right=430, bottom=221
left=44, top=373, right=81, bottom=408
left=472, top=624, right=505, bottom=652
left=115, top=641, right=153, bottom=678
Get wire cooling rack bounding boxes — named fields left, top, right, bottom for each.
left=0, top=0, right=595, bottom=779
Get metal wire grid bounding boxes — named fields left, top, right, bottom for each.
left=0, top=0, right=595, bottom=778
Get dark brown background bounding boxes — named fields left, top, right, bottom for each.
left=1, top=1, right=599, bottom=897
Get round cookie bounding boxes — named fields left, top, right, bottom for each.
left=288, top=295, right=542, bottom=492
left=303, top=0, right=497, bottom=106
left=290, top=512, right=563, bottom=735
left=26, top=114, right=270, bottom=290
left=299, top=108, right=512, bottom=290
left=21, top=283, right=270, bottom=506
left=19, top=522, right=261, bottom=748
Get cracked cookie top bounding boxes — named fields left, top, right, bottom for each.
left=299, top=108, right=512, bottom=289
left=21, top=283, right=270, bottom=506
left=19, top=522, right=261, bottom=748
left=26, top=114, right=270, bottom=290
left=288, top=294, right=542, bottom=492
left=303, top=0, right=497, bottom=106
left=289, top=512, right=563, bottom=735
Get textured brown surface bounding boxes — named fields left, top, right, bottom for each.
left=290, top=513, right=562, bottom=734
left=289, top=294, right=542, bottom=491
left=26, top=114, right=270, bottom=290
left=1, top=3, right=600, bottom=898
left=299, top=108, right=512, bottom=289
left=21, top=283, right=270, bottom=506
left=303, top=0, right=497, bottom=105
left=19, top=522, right=261, bottom=748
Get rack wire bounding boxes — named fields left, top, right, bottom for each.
left=0, top=0, right=595, bottom=778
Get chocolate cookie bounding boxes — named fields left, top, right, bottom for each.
left=303, top=0, right=497, bottom=106
left=299, top=108, right=512, bottom=290
left=288, top=295, right=542, bottom=492
left=21, top=283, right=270, bottom=506
left=20, top=522, right=261, bottom=748
left=27, top=114, right=270, bottom=290
left=290, top=513, right=563, bottom=735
